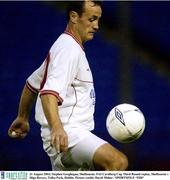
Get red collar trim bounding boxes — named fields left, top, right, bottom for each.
left=64, top=30, right=84, bottom=50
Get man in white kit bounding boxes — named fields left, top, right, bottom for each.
left=8, top=0, right=128, bottom=170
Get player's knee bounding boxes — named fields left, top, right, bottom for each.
left=93, top=143, right=128, bottom=171
left=105, top=152, right=128, bottom=171
left=117, top=153, right=128, bottom=170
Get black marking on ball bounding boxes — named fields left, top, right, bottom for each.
left=115, top=108, right=125, bottom=126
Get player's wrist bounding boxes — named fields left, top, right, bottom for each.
left=51, top=120, right=63, bottom=131
left=17, top=115, right=29, bottom=122
left=51, top=123, right=62, bottom=130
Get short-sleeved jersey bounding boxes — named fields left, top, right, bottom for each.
left=27, top=31, right=95, bottom=132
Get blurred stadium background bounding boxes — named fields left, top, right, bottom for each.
left=0, top=1, right=170, bottom=170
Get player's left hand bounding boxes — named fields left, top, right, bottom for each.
left=8, top=117, right=30, bottom=139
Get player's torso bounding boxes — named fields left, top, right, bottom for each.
left=35, top=33, right=95, bottom=129
left=59, top=52, right=95, bottom=129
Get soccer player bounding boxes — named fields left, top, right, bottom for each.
left=8, top=0, right=128, bottom=170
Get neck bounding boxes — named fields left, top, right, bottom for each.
left=66, top=24, right=83, bottom=45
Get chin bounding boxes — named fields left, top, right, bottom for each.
left=87, top=35, right=94, bottom=41
left=83, top=35, right=94, bottom=43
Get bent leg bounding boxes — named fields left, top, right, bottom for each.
left=93, top=143, right=128, bottom=171
left=61, top=132, right=107, bottom=170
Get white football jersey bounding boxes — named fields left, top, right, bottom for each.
left=27, top=31, right=95, bottom=132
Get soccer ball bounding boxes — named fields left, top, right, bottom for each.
left=106, top=103, right=145, bottom=143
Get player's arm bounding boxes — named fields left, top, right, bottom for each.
left=40, top=94, right=68, bottom=153
left=8, top=84, right=38, bottom=138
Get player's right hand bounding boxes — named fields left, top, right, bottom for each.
left=51, top=125, right=68, bottom=153
left=8, top=117, right=30, bottom=139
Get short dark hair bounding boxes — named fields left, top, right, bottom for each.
left=66, top=0, right=102, bottom=21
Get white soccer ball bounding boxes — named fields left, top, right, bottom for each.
left=106, top=103, right=145, bottom=143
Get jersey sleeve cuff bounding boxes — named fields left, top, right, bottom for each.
left=40, top=90, right=63, bottom=105
left=26, top=81, right=39, bottom=94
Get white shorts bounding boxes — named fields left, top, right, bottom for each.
left=41, top=126, right=107, bottom=170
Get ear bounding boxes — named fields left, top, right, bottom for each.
left=69, top=11, right=78, bottom=24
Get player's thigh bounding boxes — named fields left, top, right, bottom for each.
left=93, top=143, right=128, bottom=170
left=61, top=132, right=107, bottom=170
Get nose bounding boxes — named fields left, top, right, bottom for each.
left=93, top=21, right=99, bottom=31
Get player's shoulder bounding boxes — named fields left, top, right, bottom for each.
left=54, top=33, right=83, bottom=53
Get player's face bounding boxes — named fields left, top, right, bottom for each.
left=77, top=1, right=102, bottom=43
